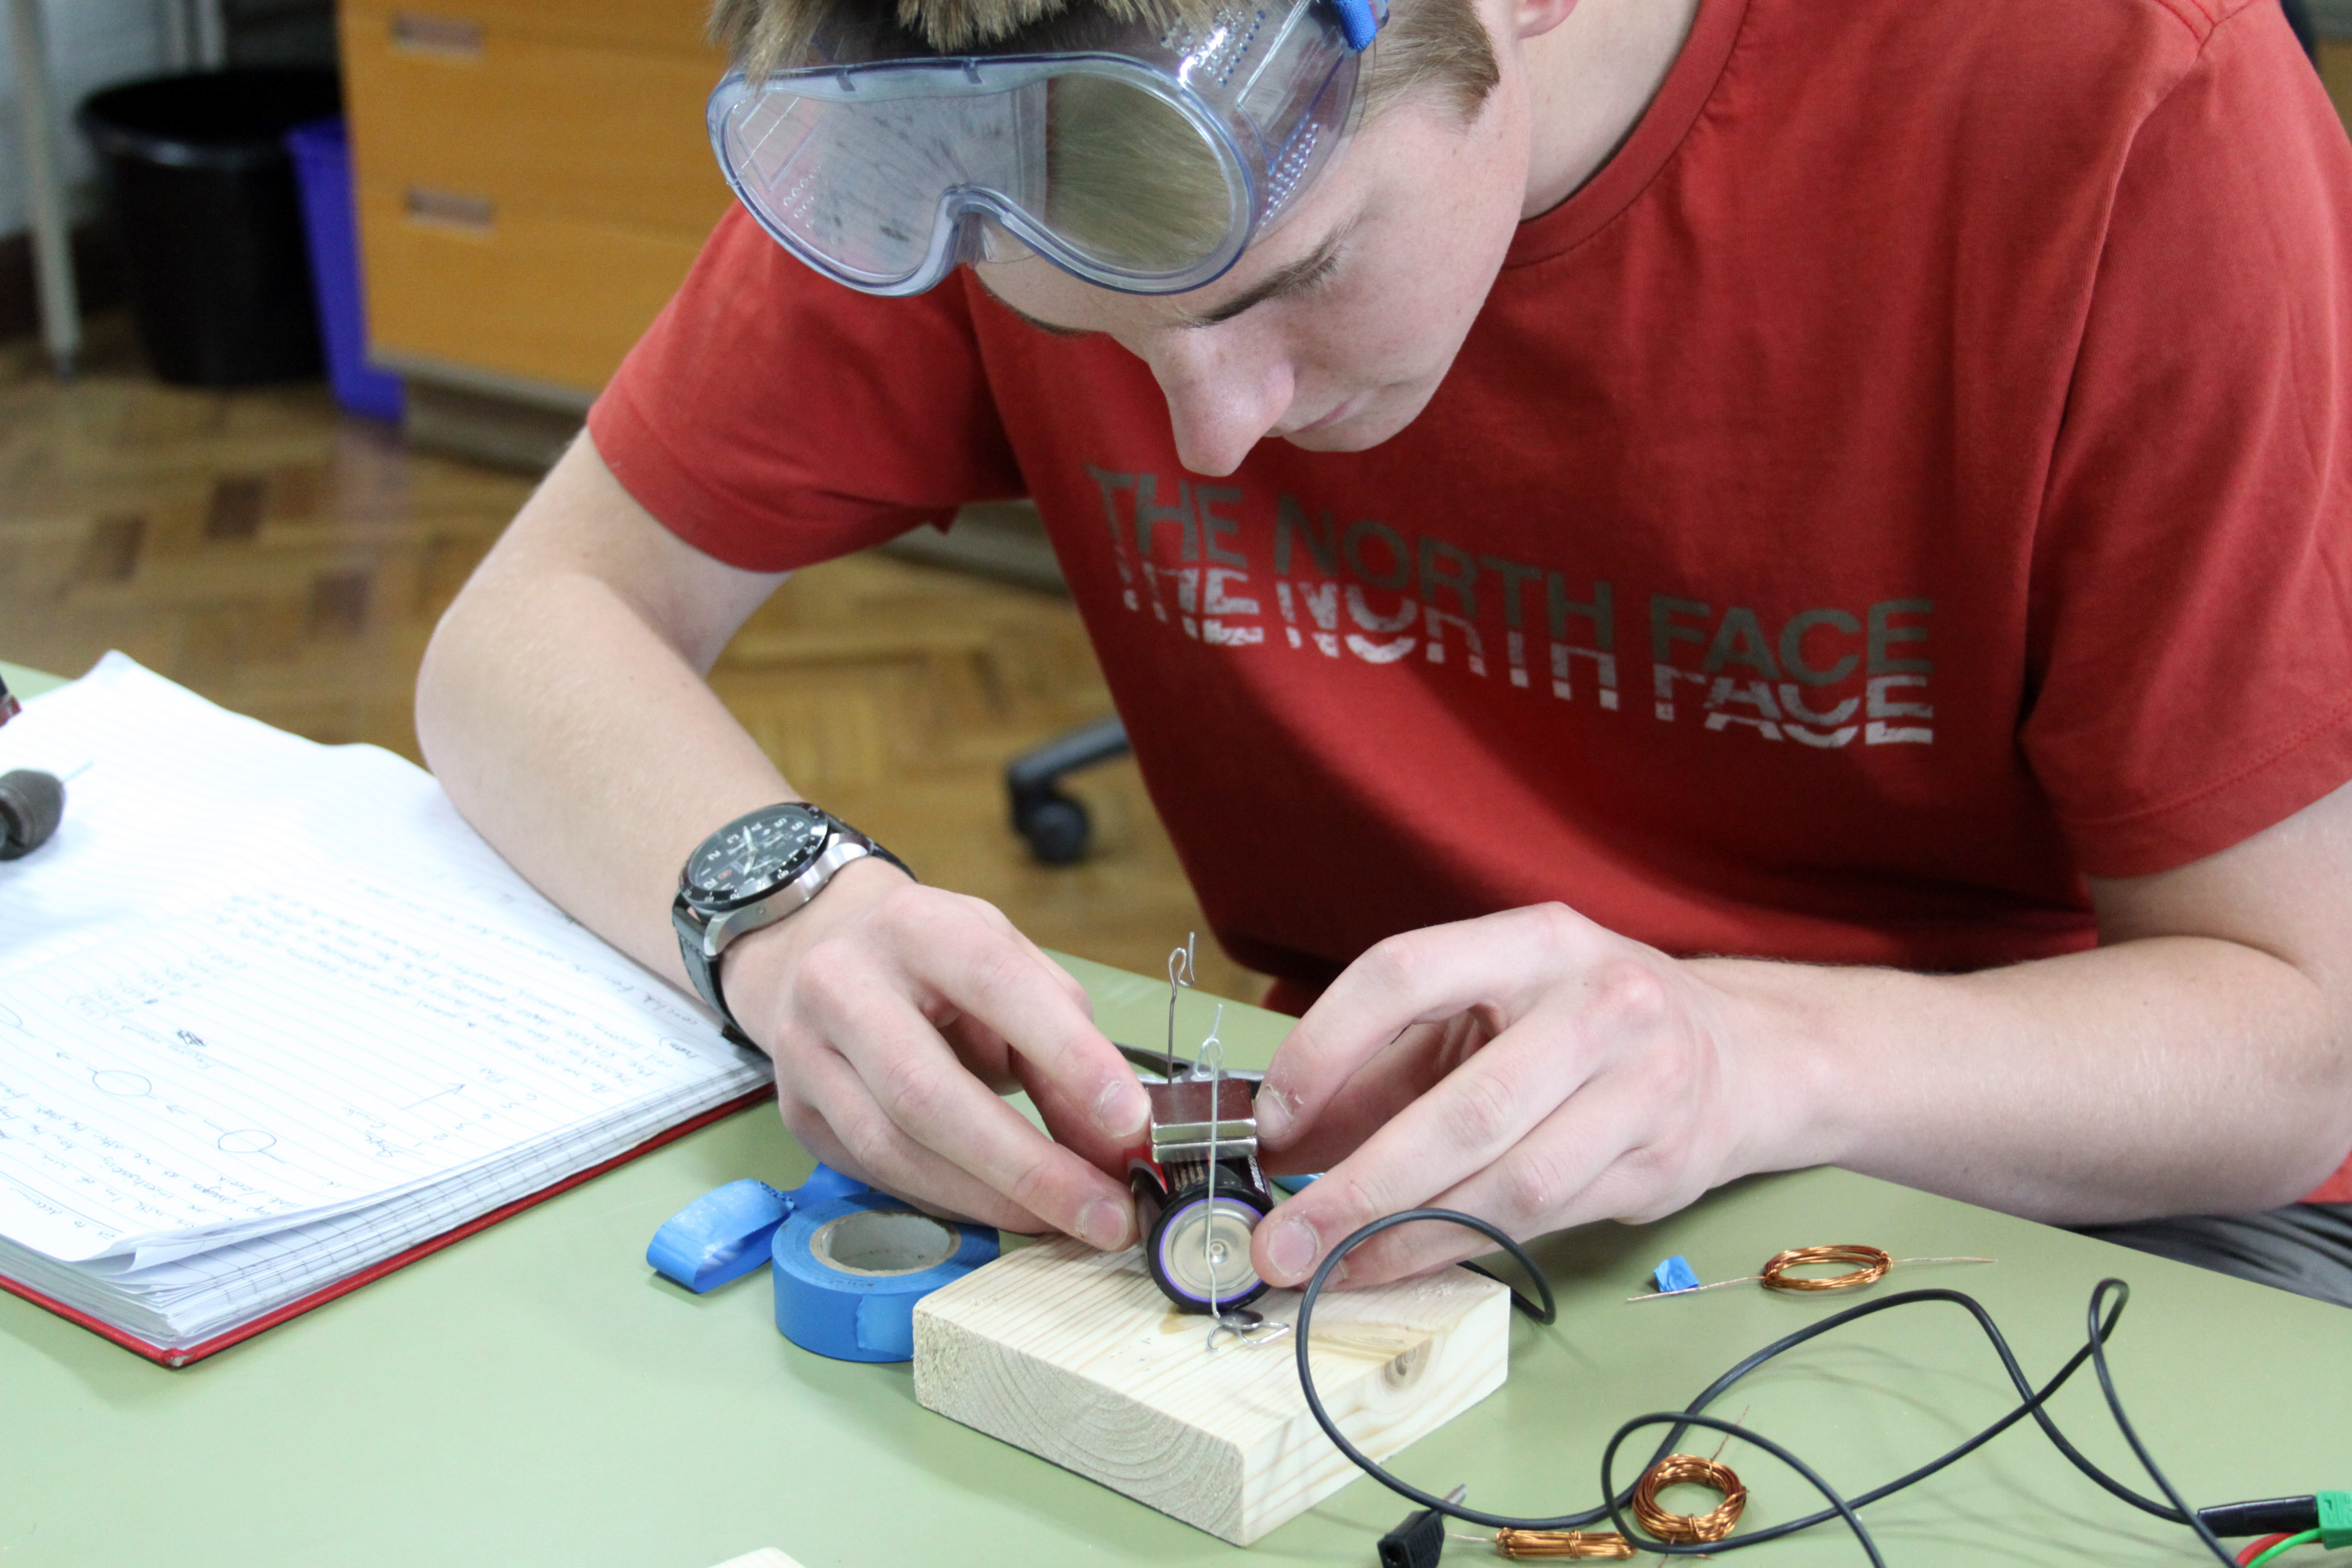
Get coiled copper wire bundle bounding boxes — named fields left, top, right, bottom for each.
left=1490, top=1527, right=1635, bottom=1559
left=1629, top=1453, right=1749, bottom=1544
left=1759, top=1243, right=1892, bottom=1292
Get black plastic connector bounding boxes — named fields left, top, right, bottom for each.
left=1376, top=1503, right=1445, bottom=1568
left=2198, top=1496, right=2318, bottom=1538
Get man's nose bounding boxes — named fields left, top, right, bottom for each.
left=1145, top=331, right=1293, bottom=478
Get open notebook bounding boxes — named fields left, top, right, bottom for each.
left=0, top=656, right=772, bottom=1364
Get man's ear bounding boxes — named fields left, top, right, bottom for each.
left=1514, top=0, right=1578, bottom=39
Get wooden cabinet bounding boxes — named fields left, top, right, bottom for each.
left=342, top=0, right=731, bottom=405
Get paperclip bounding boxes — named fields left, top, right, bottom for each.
left=1198, top=1008, right=1290, bottom=1353
left=1202, top=1005, right=1228, bottom=1330
left=1165, top=933, right=1196, bottom=1081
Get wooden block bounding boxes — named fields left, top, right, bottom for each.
left=914, top=1237, right=1510, bottom=1545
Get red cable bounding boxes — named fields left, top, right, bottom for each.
left=2240, top=1534, right=2293, bottom=1565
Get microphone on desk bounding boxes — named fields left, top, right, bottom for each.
left=0, top=769, right=64, bottom=860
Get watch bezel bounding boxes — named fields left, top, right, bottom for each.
left=681, top=802, right=835, bottom=913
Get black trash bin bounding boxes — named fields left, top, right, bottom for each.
left=79, top=69, right=342, bottom=386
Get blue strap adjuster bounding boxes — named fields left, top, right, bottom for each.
left=1328, top=0, right=1383, bottom=51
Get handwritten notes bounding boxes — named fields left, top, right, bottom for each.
left=0, top=657, right=767, bottom=1340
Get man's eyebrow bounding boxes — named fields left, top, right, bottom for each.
left=1180, top=219, right=1357, bottom=329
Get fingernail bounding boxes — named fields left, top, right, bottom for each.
left=1256, top=1084, right=1294, bottom=1143
left=1267, top=1217, right=1319, bottom=1282
left=1078, top=1197, right=1131, bottom=1251
left=1097, top=1078, right=1150, bottom=1139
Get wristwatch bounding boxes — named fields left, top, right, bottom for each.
left=671, top=802, right=910, bottom=1038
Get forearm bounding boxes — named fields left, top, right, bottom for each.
left=414, top=442, right=794, bottom=987
left=1254, top=789, right=2352, bottom=1289
left=415, top=442, right=1150, bottom=1245
left=1711, top=938, right=2352, bottom=1223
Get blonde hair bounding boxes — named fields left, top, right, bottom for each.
left=711, top=0, right=1499, bottom=269
left=711, top=0, right=1499, bottom=112
left=1042, top=75, right=1231, bottom=271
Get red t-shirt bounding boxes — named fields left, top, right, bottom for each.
left=592, top=0, right=2352, bottom=1200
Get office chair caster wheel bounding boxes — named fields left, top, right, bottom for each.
left=1004, top=716, right=1127, bottom=866
left=1144, top=1167, right=1273, bottom=1314
left=1014, top=789, right=1090, bottom=865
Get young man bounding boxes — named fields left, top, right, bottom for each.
left=416, top=0, right=2352, bottom=1306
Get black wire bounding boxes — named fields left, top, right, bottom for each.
left=1291, top=1209, right=2239, bottom=1565
left=2081, top=1279, right=2236, bottom=1565
left=1459, top=1255, right=1555, bottom=1323
left=1294, top=1211, right=1592, bottom=1532
left=1622, top=1285, right=2186, bottom=1533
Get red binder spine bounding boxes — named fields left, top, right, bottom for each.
left=0, top=1085, right=776, bottom=1367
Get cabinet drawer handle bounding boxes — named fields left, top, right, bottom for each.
left=405, top=188, right=495, bottom=232
left=391, top=12, right=484, bottom=56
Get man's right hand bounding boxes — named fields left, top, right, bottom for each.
left=416, top=434, right=1149, bottom=1255
left=722, top=854, right=1151, bottom=1248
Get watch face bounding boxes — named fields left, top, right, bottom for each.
left=685, top=804, right=830, bottom=909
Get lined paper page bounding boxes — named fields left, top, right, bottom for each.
left=0, top=1062, right=754, bottom=1343
left=0, top=655, right=351, bottom=965
left=0, top=656, right=767, bottom=1272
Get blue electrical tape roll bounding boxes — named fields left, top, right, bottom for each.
left=773, top=1192, right=998, bottom=1363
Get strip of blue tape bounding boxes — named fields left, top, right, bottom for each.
left=646, top=1165, right=874, bottom=1293
left=646, top=1178, right=793, bottom=1294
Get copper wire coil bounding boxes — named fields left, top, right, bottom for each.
left=1630, top=1453, right=1748, bottom=1544
left=1759, top=1243, right=1892, bottom=1292
left=1492, top=1527, right=1635, bottom=1558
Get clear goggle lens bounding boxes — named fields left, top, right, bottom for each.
left=709, top=0, right=1371, bottom=296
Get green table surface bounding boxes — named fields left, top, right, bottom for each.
left=5, top=666, right=2351, bottom=1568
left=0, top=660, right=67, bottom=701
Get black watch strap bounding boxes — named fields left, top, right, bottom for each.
left=673, top=924, right=746, bottom=1042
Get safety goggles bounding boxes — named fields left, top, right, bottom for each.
left=706, top=0, right=1385, bottom=297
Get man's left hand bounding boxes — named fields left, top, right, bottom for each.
left=1247, top=902, right=1811, bottom=1289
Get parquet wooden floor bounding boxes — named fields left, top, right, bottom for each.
left=0, top=316, right=1268, bottom=1004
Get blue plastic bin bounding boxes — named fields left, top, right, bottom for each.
left=285, top=118, right=403, bottom=422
